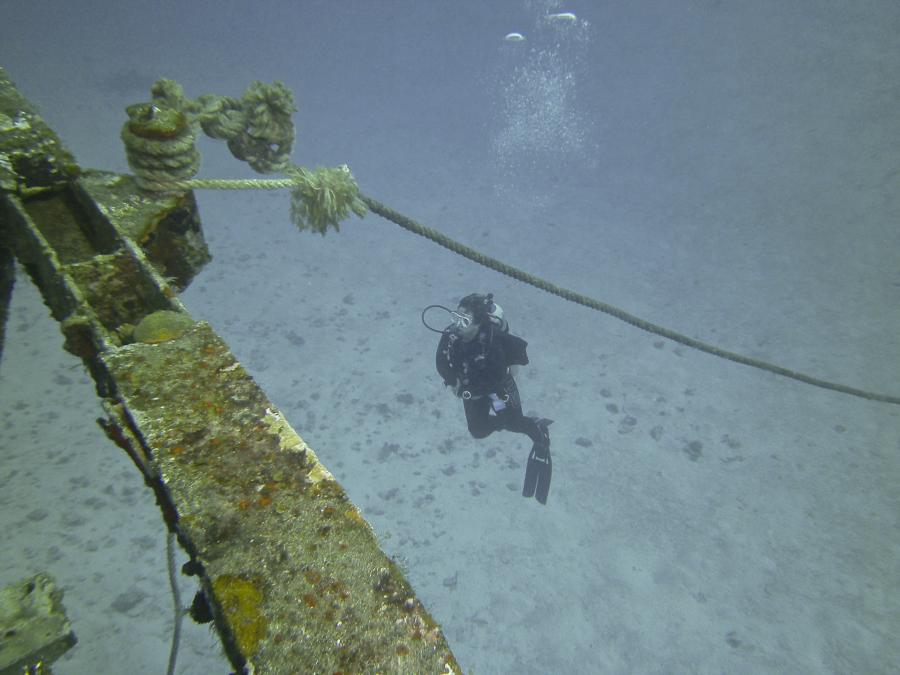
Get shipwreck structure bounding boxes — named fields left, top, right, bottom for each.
left=0, top=67, right=460, bottom=674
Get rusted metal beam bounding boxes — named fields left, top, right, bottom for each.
left=0, top=66, right=460, bottom=674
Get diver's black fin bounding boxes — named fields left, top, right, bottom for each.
left=534, top=450, right=552, bottom=505
left=522, top=449, right=552, bottom=503
left=522, top=447, right=540, bottom=499
left=522, top=419, right=554, bottom=503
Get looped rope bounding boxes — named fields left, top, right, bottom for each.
left=122, top=78, right=295, bottom=188
left=222, top=80, right=295, bottom=173
left=120, top=103, right=200, bottom=189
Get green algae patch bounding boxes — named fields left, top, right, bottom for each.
left=212, top=575, right=268, bottom=658
left=125, top=103, right=189, bottom=140
left=133, top=310, right=195, bottom=344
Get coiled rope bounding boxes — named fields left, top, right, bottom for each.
left=120, top=80, right=899, bottom=406
left=121, top=78, right=296, bottom=190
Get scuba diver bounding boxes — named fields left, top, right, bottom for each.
left=423, top=293, right=553, bottom=504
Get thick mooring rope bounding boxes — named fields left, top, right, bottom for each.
left=129, top=170, right=899, bottom=405
left=121, top=77, right=899, bottom=405
left=125, top=172, right=899, bottom=406
left=360, top=195, right=899, bottom=406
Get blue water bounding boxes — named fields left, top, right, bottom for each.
left=2, top=1, right=899, bottom=673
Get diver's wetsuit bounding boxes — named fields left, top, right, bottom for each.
left=435, top=322, right=544, bottom=445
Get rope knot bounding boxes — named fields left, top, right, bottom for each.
left=121, top=78, right=296, bottom=186
left=121, top=101, right=199, bottom=190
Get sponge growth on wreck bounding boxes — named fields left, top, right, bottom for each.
left=211, top=574, right=268, bottom=658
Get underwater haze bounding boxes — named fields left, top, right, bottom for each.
left=2, top=0, right=899, bottom=673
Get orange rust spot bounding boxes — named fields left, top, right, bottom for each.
left=301, top=593, right=318, bottom=608
left=171, top=445, right=185, bottom=455
left=200, top=400, right=225, bottom=415
left=258, top=495, right=272, bottom=507
left=328, top=581, right=350, bottom=600
left=238, top=498, right=251, bottom=510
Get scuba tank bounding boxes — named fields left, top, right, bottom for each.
left=482, top=294, right=528, bottom=368
left=485, top=294, right=508, bottom=333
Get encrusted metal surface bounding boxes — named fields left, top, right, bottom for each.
left=0, top=66, right=79, bottom=192
left=105, top=322, right=459, bottom=673
left=0, top=66, right=461, bottom=673
left=77, top=171, right=211, bottom=289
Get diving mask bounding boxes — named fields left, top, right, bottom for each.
left=451, top=310, right=474, bottom=330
